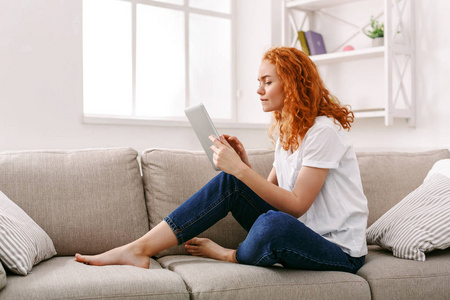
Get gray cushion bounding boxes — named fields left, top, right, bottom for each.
left=0, top=263, right=6, bottom=291
left=141, top=149, right=274, bottom=256
left=357, top=245, right=450, bottom=300
left=0, top=257, right=188, bottom=300
left=0, top=148, right=149, bottom=256
left=158, top=255, right=371, bottom=300
left=356, top=149, right=450, bottom=227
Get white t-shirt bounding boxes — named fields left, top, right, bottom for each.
left=273, top=116, right=368, bottom=257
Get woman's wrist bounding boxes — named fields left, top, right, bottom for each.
left=233, top=161, right=252, bottom=181
left=243, top=159, right=252, bottom=169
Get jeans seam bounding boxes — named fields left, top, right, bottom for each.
left=177, top=186, right=267, bottom=232
left=169, top=183, right=270, bottom=245
left=237, top=188, right=270, bottom=216
left=168, top=188, right=239, bottom=245
left=178, top=189, right=235, bottom=231
left=163, top=216, right=184, bottom=245
left=255, top=248, right=356, bottom=273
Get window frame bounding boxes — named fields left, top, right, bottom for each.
left=82, top=0, right=237, bottom=125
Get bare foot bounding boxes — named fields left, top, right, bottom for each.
left=75, top=243, right=150, bottom=269
left=185, top=237, right=237, bottom=263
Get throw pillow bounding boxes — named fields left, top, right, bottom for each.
left=424, top=159, right=450, bottom=182
left=0, top=191, right=56, bottom=275
left=366, top=173, right=450, bottom=261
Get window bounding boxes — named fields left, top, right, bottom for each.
left=83, top=0, right=234, bottom=121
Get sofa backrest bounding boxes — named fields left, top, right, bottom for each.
left=0, top=148, right=149, bottom=256
left=142, top=148, right=450, bottom=253
left=357, top=149, right=450, bottom=227
left=141, top=148, right=274, bottom=256
left=2, top=146, right=447, bottom=257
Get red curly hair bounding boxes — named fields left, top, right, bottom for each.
left=263, top=47, right=354, bottom=151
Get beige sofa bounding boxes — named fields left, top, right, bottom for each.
left=0, top=147, right=449, bottom=300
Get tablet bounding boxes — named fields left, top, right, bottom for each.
left=184, top=103, right=221, bottom=171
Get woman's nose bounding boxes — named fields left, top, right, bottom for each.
left=257, top=86, right=264, bottom=95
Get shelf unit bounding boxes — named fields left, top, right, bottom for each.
left=281, top=0, right=416, bottom=126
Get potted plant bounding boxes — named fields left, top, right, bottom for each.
left=364, top=16, right=384, bottom=47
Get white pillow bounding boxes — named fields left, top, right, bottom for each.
left=366, top=173, right=450, bottom=261
left=0, top=191, right=57, bottom=275
left=424, top=159, right=450, bottom=182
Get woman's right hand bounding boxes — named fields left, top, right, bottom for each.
left=222, top=135, right=252, bottom=168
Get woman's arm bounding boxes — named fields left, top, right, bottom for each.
left=267, top=167, right=278, bottom=186
left=236, top=164, right=327, bottom=218
left=211, top=135, right=327, bottom=218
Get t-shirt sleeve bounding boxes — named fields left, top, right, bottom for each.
left=302, top=124, right=348, bottom=169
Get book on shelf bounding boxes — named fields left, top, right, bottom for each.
left=297, top=31, right=310, bottom=56
left=304, top=30, right=327, bottom=55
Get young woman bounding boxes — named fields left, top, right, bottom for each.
left=76, top=47, right=368, bottom=273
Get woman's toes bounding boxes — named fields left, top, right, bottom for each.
left=75, top=253, right=91, bottom=264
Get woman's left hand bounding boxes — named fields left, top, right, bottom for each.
left=209, top=135, right=245, bottom=175
left=222, top=135, right=251, bottom=168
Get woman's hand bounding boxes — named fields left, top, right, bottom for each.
left=222, top=135, right=252, bottom=168
left=209, top=135, right=247, bottom=175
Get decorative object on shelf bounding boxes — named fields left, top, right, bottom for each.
left=363, top=16, right=384, bottom=47
left=304, top=30, right=327, bottom=55
left=372, top=37, right=384, bottom=47
left=282, top=0, right=415, bottom=126
left=343, top=45, right=355, bottom=51
left=297, top=31, right=310, bottom=55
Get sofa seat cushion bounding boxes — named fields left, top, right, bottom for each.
left=357, top=245, right=450, bottom=300
left=141, top=149, right=274, bottom=257
left=158, top=255, right=371, bottom=300
left=0, top=148, right=149, bottom=256
left=0, top=257, right=189, bottom=300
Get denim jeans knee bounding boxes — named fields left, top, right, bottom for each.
left=235, top=210, right=294, bottom=265
left=236, top=210, right=364, bottom=273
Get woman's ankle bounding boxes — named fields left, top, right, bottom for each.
left=225, top=249, right=238, bottom=263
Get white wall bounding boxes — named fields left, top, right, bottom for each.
left=0, top=0, right=449, bottom=154
left=348, top=0, right=450, bottom=151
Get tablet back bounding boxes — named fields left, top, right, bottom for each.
left=185, top=103, right=221, bottom=171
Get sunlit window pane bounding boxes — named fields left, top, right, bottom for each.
left=189, top=14, right=232, bottom=119
left=83, top=0, right=234, bottom=120
left=83, top=0, right=132, bottom=115
left=190, top=0, right=230, bottom=14
left=152, top=0, right=184, bottom=6
left=136, top=5, right=186, bottom=118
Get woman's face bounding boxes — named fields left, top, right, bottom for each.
left=257, top=60, right=285, bottom=113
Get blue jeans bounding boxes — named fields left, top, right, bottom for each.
left=164, top=172, right=364, bottom=274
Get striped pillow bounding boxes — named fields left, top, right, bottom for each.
left=366, top=173, right=450, bottom=261
left=0, top=191, right=56, bottom=275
